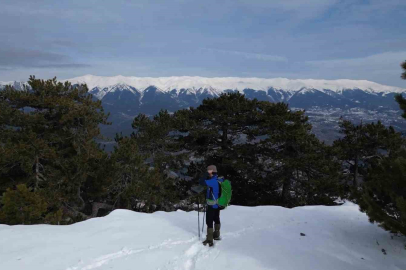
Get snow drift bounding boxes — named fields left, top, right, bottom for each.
left=0, top=202, right=405, bottom=270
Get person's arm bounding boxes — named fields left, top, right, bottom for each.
left=191, top=172, right=209, bottom=194
left=199, top=172, right=209, bottom=186
left=205, top=176, right=218, bottom=189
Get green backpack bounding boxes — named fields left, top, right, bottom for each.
left=217, top=179, right=232, bottom=209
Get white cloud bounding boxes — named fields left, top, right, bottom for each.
left=305, top=51, right=406, bottom=69
left=303, top=51, right=406, bottom=87
left=0, top=47, right=90, bottom=69
left=235, top=0, right=339, bottom=19
left=202, top=48, right=287, bottom=62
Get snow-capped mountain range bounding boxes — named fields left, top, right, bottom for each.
left=1, top=75, right=406, bottom=142
left=2, top=74, right=404, bottom=102
left=66, top=75, right=405, bottom=100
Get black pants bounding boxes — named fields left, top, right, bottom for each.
left=206, top=206, right=220, bottom=229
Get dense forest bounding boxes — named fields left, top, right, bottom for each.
left=1, top=61, right=405, bottom=236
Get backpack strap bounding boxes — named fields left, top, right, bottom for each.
left=207, top=190, right=218, bottom=206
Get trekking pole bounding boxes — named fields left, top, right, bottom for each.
left=198, top=196, right=200, bottom=240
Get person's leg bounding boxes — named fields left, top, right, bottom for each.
left=213, top=209, right=221, bottom=240
left=214, top=208, right=220, bottom=225
left=206, top=206, right=214, bottom=228
left=203, top=206, right=214, bottom=246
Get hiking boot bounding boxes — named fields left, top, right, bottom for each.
left=214, top=224, right=221, bottom=240
left=202, top=228, right=214, bottom=247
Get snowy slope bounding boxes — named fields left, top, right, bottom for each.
left=0, top=202, right=405, bottom=270
left=66, top=75, right=405, bottom=95
left=89, top=83, right=139, bottom=100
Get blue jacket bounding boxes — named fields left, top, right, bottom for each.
left=200, top=174, right=223, bottom=209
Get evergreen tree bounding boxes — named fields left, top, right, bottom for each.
left=130, top=110, right=183, bottom=174
left=356, top=61, right=406, bottom=236
left=359, top=152, right=406, bottom=235
left=333, top=120, right=366, bottom=188
left=257, top=102, right=342, bottom=206
left=108, top=136, right=181, bottom=212
left=395, top=61, right=406, bottom=118
left=0, top=184, right=48, bottom=225
left=173, top=93, right=273, bottom=206
left=333, top=120, right=403, bottom=190
left=130, top=93, right=342, bottom=207
left=0, top=77, right=110, bottom=223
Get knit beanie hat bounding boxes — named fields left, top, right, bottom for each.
left=207, top=165, right=217, bottom=173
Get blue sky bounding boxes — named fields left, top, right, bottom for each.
left=1, top=0, right=406, bottom=87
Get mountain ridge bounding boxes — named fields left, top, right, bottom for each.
left=2, top=75, right=405, bottom=100
left=2, top=75, right=405, bottom=143
left=66, top=74, right=405, bottom=95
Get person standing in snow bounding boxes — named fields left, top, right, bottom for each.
left=199, top=165, right=224, bottom=247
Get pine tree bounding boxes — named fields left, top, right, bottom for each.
left=333, top=120, right=403, bottom=191
left=130, top=93, right=342, bottom=207
left=359, top=153, right=406, bottom=235
left=0, top=77, right=110, bottom=223
left=334, top=120, right=365, bottom=188
left=109, top=136, right=181, bottom=212
left=130, top=93, right=273, bottom=206
left=257, top=102, right=342, bottom=206
left=356, top=61, right=406, bottom=236
left=173, top=93, right=274, bottom=206
left=0, top=184, right=48, bottom=225
left=395, top=61, right=406, bottom=118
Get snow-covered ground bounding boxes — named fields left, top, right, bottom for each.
left=1, top=201, right=405, bottom=270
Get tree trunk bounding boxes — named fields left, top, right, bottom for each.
left=91, top=202, right=114, bottom=217
left=281, top=174, right=292, bottom=205
left=62, top=205, right=89, bottom=220
left=354, top=155, right=359, bottom=187
left=35, top=156, right=40, bottom=191
left=221, top=125, right=228, bottom=150
left=34, top=156, right=45, bottom=191
left=77, top=186, right=86, bottom=211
